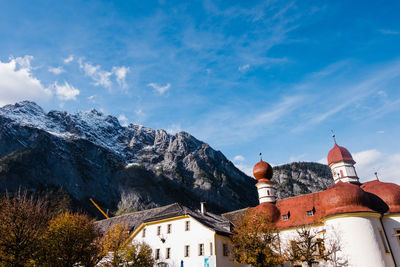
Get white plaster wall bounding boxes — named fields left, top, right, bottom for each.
left=134, top=217, right=216, bottom=267
left=215, top=235, right=249, bottom=267
left=324, top=215, right=395, bottom=267
left=256, top=182, right=276, bottom=203
left=331, top=162, right=358, bottom=183
left=382, top=214, right=400, bottom=266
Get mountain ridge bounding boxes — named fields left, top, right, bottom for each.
left=0, top=101, right=333, bottom=217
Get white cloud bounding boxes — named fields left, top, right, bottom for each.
left=238, top=64, right=250, bottom=72
left=63, top=55, right=74, bottom=64
left=147, top=82, right=171, bottom=94
left=78, top=58, right=129, bottom=90
left=318, top=157, right=327, bottom=164
left=79, top=58, right=112, bottom=88
left=166, top=124, right=182, bottom=134
left=118, top=114, right=128, bottom=126
left=377, top=130, right=385, bottom=134
left=0, top=55, right=52, bottom=107
left=233, top=155, right=245, bottom=162
left=48, top=66, right=65, bottom=75
left=88, top=95, right=96, bottom=103
left=52, top=81, right=80, bottom=101
left=352, top=149, right=400, bottom=184
left=233, top=162, right=253, bottom=177
left=112, top=66, right=129, bottom=88
left=379, top=29, right=400, bottom=35
left=289, top=153, right=307, bottom=162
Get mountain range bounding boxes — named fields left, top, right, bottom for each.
left=0, top=101, right=333, bottom=218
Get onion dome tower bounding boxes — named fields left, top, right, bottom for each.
left=327, top=134, right=359, bottom=184
left=253, top=154, right=276, bottom=203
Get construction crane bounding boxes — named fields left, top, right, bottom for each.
left=89, top=198, right=109, bottom=219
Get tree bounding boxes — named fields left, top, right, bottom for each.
left=112, top=242, right=154, bottom=267
left=0, top=190, right=49, bottom=267
left=101, top=223, right=130, bottom=253
left=99, top=224, right=154, bottom=267
left=231, top=210, right=283, bottom=267
left=38, top=212, right=101, bottom=267
left=285, top=227, right=338, bottom=267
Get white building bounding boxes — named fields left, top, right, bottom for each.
left=97, top=203, right=246, bottom=267
left=97, top=141, right=400, bottom=267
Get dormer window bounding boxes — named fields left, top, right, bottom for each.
left=307, top=207, right=315, bottom=216
left=282, top=211, right=290, bottom=221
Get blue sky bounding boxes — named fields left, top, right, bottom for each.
left=1, top=0, right=400, bottom=183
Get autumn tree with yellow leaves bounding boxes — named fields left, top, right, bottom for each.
left=231, top=210, right=283, bottom=267
left=100, top=223, right=154, bottom=267
left=37, top=212, right=101, bottom=267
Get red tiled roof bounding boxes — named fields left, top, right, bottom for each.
left=251, top=182, right=382, bottom=229
left=327, top=143, right=356, bottom=166
left=361, top=180, right=400, bottom=213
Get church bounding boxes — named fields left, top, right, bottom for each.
left=97, top=141, right=400, bottom=267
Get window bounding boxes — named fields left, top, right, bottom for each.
left=142, top=228, right=146, bottom=238
left=166, top=248, right=171, bottom=259
left=210, top=242, right=213, bottom=255
left=223, top=243, right=229, bottom=256
left=155, top=248, right=160, bottom=260
left=282, top=214, right=288, bottom=221
left=167, top=224, right=172, bottom=234
left=395, top=228, right=400, bottom=246
left=184, top=245, right=190, bottom=257
left=185, top=221, right=190, bottom=231
left=157, top=226, right=161, bottom=236
left=378, top=228, right=390, bottom=254
left=340, top=170, right=344, bottom=177
left=316, top=238, right=325, bottom=256
left=306, top=208, right=315, bottom=216
left=267, top=190, right=270, bottom=196
left=199, top=243, right=204, bottom=256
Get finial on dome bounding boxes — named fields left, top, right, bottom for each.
left=374, top=172, right=380, bottom=181
left=259, top=152, right=262, bottom=161
left=331, top=130, right=337, bottom=144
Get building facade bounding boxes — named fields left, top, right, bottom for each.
left=97, top=141, right=400, bottom=267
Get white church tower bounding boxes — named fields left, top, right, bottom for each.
left=253, top=154, right=276, bottom=203
left=327, top=135, right=359, bottom=184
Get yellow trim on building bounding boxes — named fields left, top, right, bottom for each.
left=322, top=212, right=382, bottom=221
left=126, top=214, right=190, bottom=244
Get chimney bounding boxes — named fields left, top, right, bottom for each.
left=200, top=202, right=206, bottom=214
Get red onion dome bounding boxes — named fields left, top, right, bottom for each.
left=320, top=182, right=375, bottom=217
left=253, top=160, right=273, bottom=180
left=251, top=202, right=280, bottom=222
left=327, top=143, right=356, bottom=166
left=361, top=180, right=400, bottom=213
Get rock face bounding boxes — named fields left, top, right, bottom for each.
left=273, top=162, right=334, bottom=199
left=0, top=101, right=333, bottom=217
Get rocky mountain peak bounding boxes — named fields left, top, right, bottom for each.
left=0, top=101, right=334, bottom=217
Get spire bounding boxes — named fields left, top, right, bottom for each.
left=374, top=172, right=380, bottom=181
left=331, top=130, right=337, bottom=144
left=253, top=158, right=276, bottom=204
left=259, top=152, right=262, bottom=161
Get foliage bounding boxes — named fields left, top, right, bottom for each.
left=99, top=224, right=154, bottom=267
left=231, top=210, right=283, bottom=267
left=37, top=212, right=101, bottom=267
left=112, top=242, right=154, bottom=267
left=0, top=190, right=50, bottom=267
left=285, top=227, right=340, bottom=267
left=100, top=223, right=130, bottom=254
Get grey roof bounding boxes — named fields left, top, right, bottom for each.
left=221, top=207, right=249, bottom=225
left=95, top=203, right=233, bottom=236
